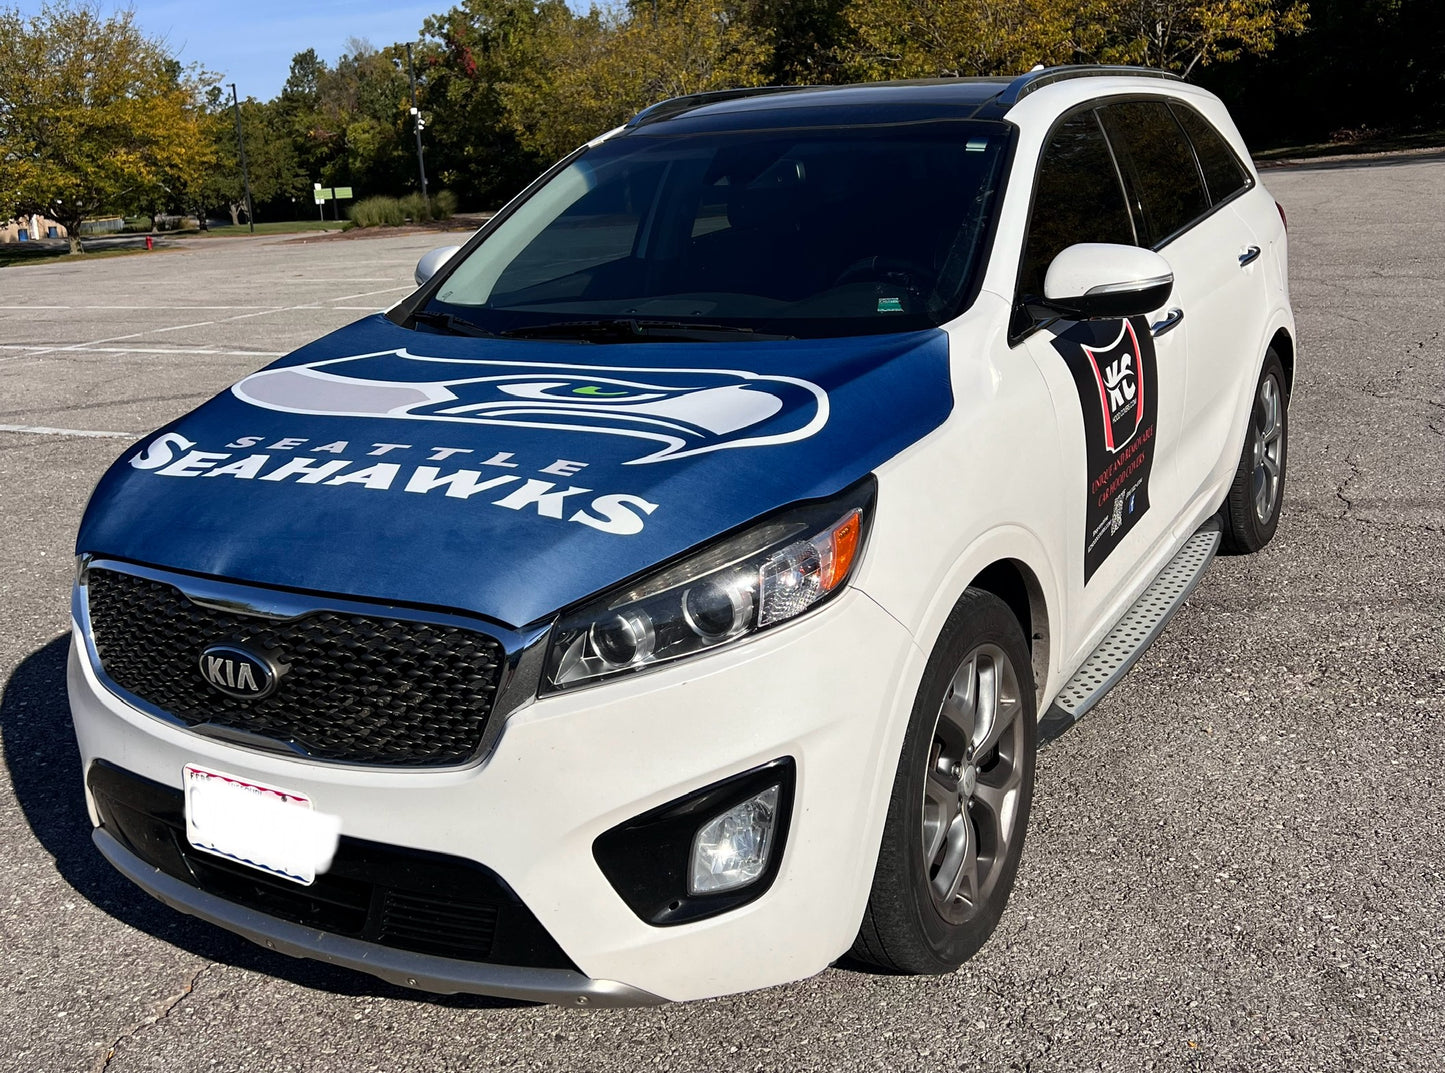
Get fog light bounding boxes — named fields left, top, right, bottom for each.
left=689, top=785, right=780, bottom=895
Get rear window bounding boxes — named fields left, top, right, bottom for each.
left=1098, top=101, right=1211, bottom=248
left=1170, top=103, right=1252, bottom=206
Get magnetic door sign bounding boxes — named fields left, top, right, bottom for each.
left=1051, top=316, right=1158, bottom=584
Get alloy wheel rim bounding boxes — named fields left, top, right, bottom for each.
left=1251, top=374, right=1284, bottom=525
left=920, top=642, right=1025, bottom=925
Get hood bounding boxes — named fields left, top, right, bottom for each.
left=78, top=315, right=952, bottom=627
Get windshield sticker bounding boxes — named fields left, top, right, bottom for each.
left=1053, top=317, right=1158, bottom=584
left=230, top=349, right=829, bottom=465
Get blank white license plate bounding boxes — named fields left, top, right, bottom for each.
left=183, top=765, right=340, bottom=886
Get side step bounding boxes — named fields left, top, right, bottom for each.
left=1038, top=522, right=1221, bottom=746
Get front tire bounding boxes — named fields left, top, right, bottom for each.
left=851, top=590, right=1036, bottom=974
left=1221, top=349, right=1289, bottom=554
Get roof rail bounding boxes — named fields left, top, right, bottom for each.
left=997, top=65, right=1182, bottom=107
left=627, top=86, right=805, bottom=129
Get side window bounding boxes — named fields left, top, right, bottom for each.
left=1098, top=101, right=1210, bottom=248
left=1169, top=103, right=1252, bottom=206
left=1018, top=111, right=1134, bottom=299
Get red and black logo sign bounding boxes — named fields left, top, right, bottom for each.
left=1083, top=320, right=1146, bottom=454
left=1052, top=317, right=1158, bottom=584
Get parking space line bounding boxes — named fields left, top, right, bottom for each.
left=149, top=320, right=218, bottom=334
left=328, top=285, right=412, bottom=302
left=0, top=423, right=133, bottom=439
left=0, top=344, right=284, bottom=357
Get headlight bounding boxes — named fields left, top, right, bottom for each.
left=541, top=477, right=875, bottom=693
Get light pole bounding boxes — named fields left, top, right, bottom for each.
left=230, top=84, right=255, bottom=233
left=405, top=43, right=429, bottom=203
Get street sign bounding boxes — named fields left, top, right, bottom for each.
left=334, top=187, right=354, bottom=200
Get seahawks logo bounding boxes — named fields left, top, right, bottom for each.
left=232, top=350, right=829, bottom=464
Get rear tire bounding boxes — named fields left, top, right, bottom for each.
left=1221, top=349, right=1288, bottom=554
left=851, top=590, right=1036, bottom=974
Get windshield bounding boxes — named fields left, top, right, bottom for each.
left=423, top=120, right=1010, bottom=340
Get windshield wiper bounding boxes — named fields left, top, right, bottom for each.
left=411, top=310, right=496, bottom=337
left=498, top=318, right=793, bottom=343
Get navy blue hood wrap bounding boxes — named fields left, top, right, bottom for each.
left=78, top=315, right=952, bottom=627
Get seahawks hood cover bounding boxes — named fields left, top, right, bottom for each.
left=78, top=315, right=952, bottom=627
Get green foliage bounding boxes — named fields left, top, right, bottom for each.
left=1095, top=0, right=1309, bottom=77
left=0, top=2, right=215, bottom=252
left=349, top=196, right=407, bottom=227
left=835, top=0, right=1307, bottom=81
left=399, top=192, right=432, bottom=222
left=499, top=0, right=773, bottom=163
left=349, top=192, right=456, bottom=226
left=198, top=93, right=309, bottom=224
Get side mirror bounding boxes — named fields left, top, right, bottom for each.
left=1041, top=243, right=1173, bottom=320
left=414, top=245, right=462, bottom=287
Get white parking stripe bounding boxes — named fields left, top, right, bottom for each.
left=328, top=285, right=412, bottom=302
left=0, top=345, right=284, bottom=357
left=0, top=423, right=133, bottom=439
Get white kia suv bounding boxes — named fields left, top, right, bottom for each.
left=69, top=65, right=1293, bottom=1004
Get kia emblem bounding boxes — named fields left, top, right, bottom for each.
left=198, top=643, right=279, bottom=701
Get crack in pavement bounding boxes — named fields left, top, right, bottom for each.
left=92, top=963, right=215, bottom=1072
left=1335, top=453, right=1365, bottom=524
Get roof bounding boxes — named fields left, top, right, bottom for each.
left=625, top=66, right=1184, bottom=133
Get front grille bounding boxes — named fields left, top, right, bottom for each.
left=89, top=761, right=576, bottom=971
left=85, top=567, right=505, bottom=766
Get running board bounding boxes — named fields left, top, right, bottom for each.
left=1039, top=522, right=1221, bottom=746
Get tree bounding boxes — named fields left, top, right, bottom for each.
left=1096, top=0, right=1308, bottom=77
left=838, top=0, right=1107, bottom=79
left=501, top=0, right=772, bottom=163
left=416, top=0, right=565, bottom=207
left=199, top=94, right=308, bottom=225
left=0, top=2, right=215, bottom=252
left=746, top=0, right=855, bottom=84
left=834, top=0, right=1307, bottom=81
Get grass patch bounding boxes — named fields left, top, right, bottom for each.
left=0, top=246, right=153, bottom=268
left=1254, top=128, right=1445, bottom=162
left=199, top=219, right=353, bottom=237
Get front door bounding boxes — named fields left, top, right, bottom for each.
left=1010, top=107, right=1189, bottom=665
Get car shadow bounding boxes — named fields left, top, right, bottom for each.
left=1, top=635, right=529, bottom=1010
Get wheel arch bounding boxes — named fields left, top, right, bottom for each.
left=968, top=558, right=1051, bottom=703
left=1269, top=325, right=1295, bottom=398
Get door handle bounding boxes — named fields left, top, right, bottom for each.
left=1150, top=307, right=1184, bottom=338
left=1238, top=245, right=1262, bottom=267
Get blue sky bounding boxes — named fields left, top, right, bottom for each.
left=15, top=0, right=459, bottom=100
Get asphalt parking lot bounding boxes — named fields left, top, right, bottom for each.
left=1, top=156, right=1442, bottom=1073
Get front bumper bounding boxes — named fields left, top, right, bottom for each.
left=92, top=828, right=661, bottom=1006
left=69, top=587, right=921, bottom=1003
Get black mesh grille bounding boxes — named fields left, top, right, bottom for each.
left=88, top=761, right=576, bottom=971
left=85, top=567, right=505, bottom=766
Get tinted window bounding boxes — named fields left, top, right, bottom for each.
left=1170, top=103, right=1251, bottom=205
left=1017, top=111, right=1134, bottom=299
left=430, top=122, right=1010, bottom=339
left=1099, top=101, right=1211, bottom=247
